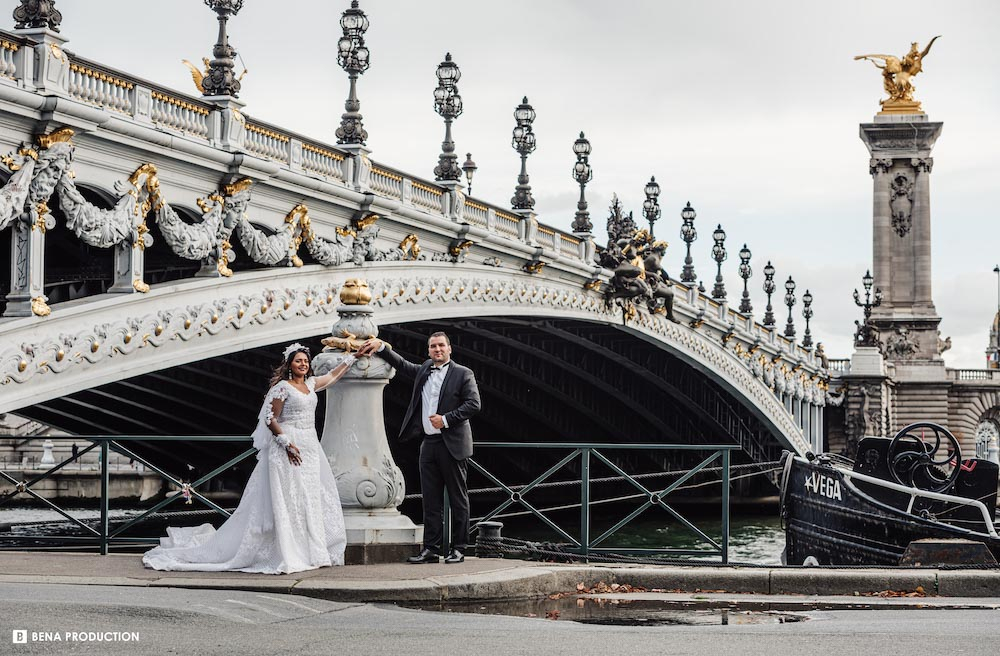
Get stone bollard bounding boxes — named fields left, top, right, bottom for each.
left=312, top=278, right=422, bottom=564
left=476, top=521, right=504, bottom=558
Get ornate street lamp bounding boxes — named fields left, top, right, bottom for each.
left=432, top=53, right=463, bottom=181
left=784, top=276, right=797, bottom=339
left=201, top=0, right=245, bottom=97
left=711, top=224, right=727, bottom=300
left=679, top=202, right=697, bottom=283
left=853, top=269, right=883, bottom=347
left=461, top=153, right=477, bottom=195
left=335, top=0, right=371, bottom=145
left=13, top=0, right=62, bottom=31
left=571, top=132, right=593, bottom=233
left=762, top=261, right=776, bottom=329
left=738, top=244, right=752, bottom=315
left=642, top=176, right=661, bottom=237
left=802, top=289, right=814, bottom=349
left=511, top=96, right=536, bottom=210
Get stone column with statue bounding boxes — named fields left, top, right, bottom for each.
left=856, top=37, right=945, bottom=367
left=848, top=38, right=951, bottom=440
left=311, top=278, right=422, bottom=563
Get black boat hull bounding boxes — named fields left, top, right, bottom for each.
left=780, top=455, right=1000, bottom=566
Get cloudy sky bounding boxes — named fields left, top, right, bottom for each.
left=52, top=0, right=1000, bottom=366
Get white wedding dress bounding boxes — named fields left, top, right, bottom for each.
left=143, top=377, right=347, bottom=574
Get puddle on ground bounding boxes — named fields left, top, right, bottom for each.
left=400, top=596, right=808, bottom=626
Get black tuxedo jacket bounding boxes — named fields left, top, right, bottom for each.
left=379, top=347, right=481, bottom=460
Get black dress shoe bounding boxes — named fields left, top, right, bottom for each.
left=444, top=549, right=465, bottom=564
left=406, top=548, right=440, bottom=564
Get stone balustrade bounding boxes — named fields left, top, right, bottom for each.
left=494, top=210, right=521, bottom=238
left=0, top=37, right=16, bottom=79
left=149, top=89, right=211, bottom=137
left=301, top=143, right=345, bottom=180
left=68, top=61, right=133, bottom=114
left=950, top=369, right=1000, bottom=381
left=462, top=199, right=489, bottom=228
left=245, top=120, right=291, bottom=162
left=826, top=359, right=851, bottom=374
left=369, top=166, right=403, bottom=199
left=0, top=28, right=592, bottom=265
left=410, top=180, right=445, bottom=214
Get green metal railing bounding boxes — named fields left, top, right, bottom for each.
left=0, top=436, right=254, bottom=554
left=3, top=437, right=737, bottom=562
left=450, top=442, right=738, bottom=563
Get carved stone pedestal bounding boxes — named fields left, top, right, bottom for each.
left=312, top=280, right=422, bottom=564
left=850, top=346, right=886, bottom=377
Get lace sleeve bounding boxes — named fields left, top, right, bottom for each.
left=263, top=383, right=291, bottom=449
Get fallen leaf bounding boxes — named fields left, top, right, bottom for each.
left=545, top=610, right=560, bottom=620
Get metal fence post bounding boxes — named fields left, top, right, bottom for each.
left=721, top=448, right=730, bottom=564
left=100, top=440, right=110, bottom=555
left=580, top=448, right=590, bottom=560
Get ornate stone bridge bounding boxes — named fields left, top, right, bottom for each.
left=0, top=8, right=831, bottom=462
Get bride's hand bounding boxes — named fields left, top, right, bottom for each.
left=286, top=444, right=302, bottom=466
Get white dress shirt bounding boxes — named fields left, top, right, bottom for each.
left=421, top=362, right=450, bottom=435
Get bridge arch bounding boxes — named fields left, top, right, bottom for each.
left=0, top=262, right=811, bottom=456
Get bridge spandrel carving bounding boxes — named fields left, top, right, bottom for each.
left=0, top=263, right=813, bottom=455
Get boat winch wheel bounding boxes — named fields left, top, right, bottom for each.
left=887, top=422, right=961, bottom=493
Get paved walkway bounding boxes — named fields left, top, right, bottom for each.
left=3, top=552, right=1000, bottom=606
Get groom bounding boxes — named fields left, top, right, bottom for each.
left=358, top=332, right=481, bottom=564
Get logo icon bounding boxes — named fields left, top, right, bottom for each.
left=12, top=630, right=27, bottom=644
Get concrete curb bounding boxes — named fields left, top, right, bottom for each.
left=6, top=565, right=1000, bottom=603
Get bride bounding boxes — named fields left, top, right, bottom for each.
left=143, top=343, right=352, bottom=574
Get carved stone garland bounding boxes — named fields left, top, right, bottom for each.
left=0, top=129, right=423, bottom=316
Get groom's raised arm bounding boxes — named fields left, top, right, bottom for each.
left=361, top=338, right=421, bottom=379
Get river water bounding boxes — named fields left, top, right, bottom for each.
left=496, top=511, right=785, bottom=564
left=0, top=507, right=785, bottom=563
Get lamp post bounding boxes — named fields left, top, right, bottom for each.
left=679, top=202, right=697, bottom=283
left=762, top=261, right=776, bottom=329
left=994, top=265, right=1000, bottom=367
left=432, top=53, right=463, bottom=181
left=802, top=289, right=814, bottom=349
left=642, top=176, right=661, bottom=238
left=461, top=153, right=477, bottom=195
left=571, top=132, right=592, bottom=234
left=511, top=96, right=536, bottom=211
left=994, top=265, right=1000, bottom=317
left=13, top=0, right=62, bottom=31
left=335, top=0, right=370, bottom=145
left=784, top=276, right=797, bottom=339
left=201, top=0, right=244, bottom=98
left=711, top=224, right=727, bottom=301
left=853, top=269, right=884, bottom=347
left=738, top=244, right=752, bottom=315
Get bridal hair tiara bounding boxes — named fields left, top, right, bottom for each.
left=282, top=342, right=310, bottom=360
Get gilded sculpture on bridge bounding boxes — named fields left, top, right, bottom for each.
left=855, top=36, right=940, bottom=114
left=598, top=195, right=676, bottom=323
left=183, top=57, right=248, bottom=95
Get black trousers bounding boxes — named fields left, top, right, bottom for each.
left=419, top=438, right=469, bottom=552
